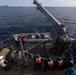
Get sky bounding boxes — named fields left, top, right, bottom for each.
left=0, top=0, right=76, bottom=7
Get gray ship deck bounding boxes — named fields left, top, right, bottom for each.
left=0, top=44, right=76, bottom=75
left=0, top=63, right=76, bottom=75
left=0, top=63, right=65, bottom=75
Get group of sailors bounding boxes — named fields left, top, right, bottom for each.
left=0, top=48, right=76, bottom=75
left=32, top=53, right=76, bottom=74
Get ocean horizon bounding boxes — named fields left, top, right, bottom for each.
left=0, top=7, right=76, bottom=40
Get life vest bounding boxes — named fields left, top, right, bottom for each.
left=19, top=35, right=28, bottom=39
left=36, top=57, right=41, bottom=64
left=19, top=35, right=24, bottom=39
left=48, top=61, right=53, bottom=67
left=58, top=60, right=63, bottom=66
left=70, top=60, right=74, bottom=64
left=23, top=35, right=28, bottom=39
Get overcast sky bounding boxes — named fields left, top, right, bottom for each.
left=0, top=0, right=76, bottom=7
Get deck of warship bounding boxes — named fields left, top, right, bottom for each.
left=0, top=44, right=74, bottom=75
left=0, top=38, right=76, bottom=75
left=0, top=45, right=76, bottom=75
left=0, top=0, right=76, bottom=75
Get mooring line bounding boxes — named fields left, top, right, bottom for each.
left=25, top=40, right=47, bottom=52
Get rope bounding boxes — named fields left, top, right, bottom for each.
left=25, top=51, right=76, bottom=62
left=25, top=51, right=46, bottom=60
left=24, top=42, right=75, bottom=60
left=23, top=40, right=48, bottom=60
left=25, top=40, right=47, bottom=52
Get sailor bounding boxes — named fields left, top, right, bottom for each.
left=64, top=67, right=76, bottom=75
left=63, top=56, right=74, bottom=69
left=54, top=57, right=63, bottom=70
left=44, top=57, right=54, bottom=72
left=14, top=34, right=19, bottom=46
left=68, top=56, right=74, bottom=66
left=34, top=53, right=42, bottom=71
left=19, top=33, right=28, bottom=46
left=68, top=56, right=74, bottom=67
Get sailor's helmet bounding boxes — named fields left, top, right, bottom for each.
left=57, top=57, right=62, bottom=61
left=36, top=53, right=40, bottom=58
left=68, top=56, right=74, bottom=60
left=68, top=67, right=76, bottom=74
left=48, top=57, right=52, bottom=61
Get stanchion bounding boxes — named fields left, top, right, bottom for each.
left=19, top=38, right=28, bottom=65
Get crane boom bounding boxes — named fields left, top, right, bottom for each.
left=33, top=0, right=66, bottom=36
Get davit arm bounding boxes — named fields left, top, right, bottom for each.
left=33, top=0, right=66, bottom=36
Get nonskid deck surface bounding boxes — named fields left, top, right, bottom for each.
left=0, top=63, right=22, bottom=75
left=20, top=63, right=65, bottom=75
left=0, top=63, right=65, bottom=75
left=1, top=63, right=76, bottom=75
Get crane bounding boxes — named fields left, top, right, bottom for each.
left=33, top=0, right=76, bottom=56
left=33, top=0, right=67, bottom=45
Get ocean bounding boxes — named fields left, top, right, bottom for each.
left=0, top=7, right=76, bottom=40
